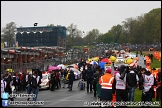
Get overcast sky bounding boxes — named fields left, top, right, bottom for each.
left=1, top=1, right=161, bottom=34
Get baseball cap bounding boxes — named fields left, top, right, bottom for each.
left=106, top=68, right=111, bottom=73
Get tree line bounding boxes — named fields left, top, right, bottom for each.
left=1, top=8, right=161, bottom=47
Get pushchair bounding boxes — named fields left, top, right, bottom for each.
left=60, top=76, right=69, bottom=88
left=77, top=79, right=86, bottom=91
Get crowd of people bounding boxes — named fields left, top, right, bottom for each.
left=1, top=70, right=41, bottom=103
left=76, top=58, right=161, bottom=107
left=1, top=56, right=161, bottom=107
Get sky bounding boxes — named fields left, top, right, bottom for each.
left=1, top=1, right=161, bottom=34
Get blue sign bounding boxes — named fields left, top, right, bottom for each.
left=2, top=100, right=8, bottom=106
left=1, top=92, right=9, bottom=99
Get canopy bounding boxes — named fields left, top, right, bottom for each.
left=57, top=64, right=66, bottom=69
left=48, top=66, right=60, bottom=71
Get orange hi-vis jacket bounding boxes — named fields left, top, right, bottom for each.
left=99, top=73, right=114, bottom=89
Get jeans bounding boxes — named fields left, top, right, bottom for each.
left=32, top=86, right=39, bottom=101
left=27, top=85, right=32, bottom=94
left=128, top=86, right=136, bottom=102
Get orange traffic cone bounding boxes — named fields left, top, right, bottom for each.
left=112, top=92, right=116, bottom=107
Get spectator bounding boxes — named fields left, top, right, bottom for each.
left=26, top=73, right=32, bottom=101
left=143, top=55, right=146, bottom=65
left=126, top=66, right=139, bottom=102
left=31, top=71, right=41, bottom=101
left=50, top=71, right=56, bottom=91
left=112, top=65, right=128, bottom=107
left=139, top=70, right=156, bottom=107
left=68, top=70, right=75, bottom=91
left=100, top=68, right=114, bottom=106
left=86, top=65, right=93, bottom=93
left=139, top=50, right=142, bottom=56
left=92, top=69, right=100, bottom=97
left=156, top=68, right=161, bottom=101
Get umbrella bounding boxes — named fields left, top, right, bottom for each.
left=57, top=64, right=66, bottom=69
left=98, top=62, right=107, bottom=69
left=110, top=56, right=116, bottom=62
left=90, top=61, right=98, bottom=65
left=48, top=66, right=60, bottom=71
left=101, top=58, right=111, bottom=64
left=69, top=68, right=79, bottom=71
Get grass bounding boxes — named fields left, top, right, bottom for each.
left=133, top=89, right=161, bottom=107
left=150, top=57, right=161, bottom=68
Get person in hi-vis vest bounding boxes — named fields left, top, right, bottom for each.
left=99, top=68, right=114, bottom=103
left=112, top=65, right=128, bottom=107
left=139, top=70, right=156, bottom=107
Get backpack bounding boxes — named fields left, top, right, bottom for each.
left=31, top=76, right=38, bottom=88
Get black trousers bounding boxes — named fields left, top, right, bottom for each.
left=87, top=78, right=92, bottom=92
left=69, top=81, right=73, bottom=90
left=116, top=89, right=128, bottom=107
left=93, top=82, right=97, bottom=97
left=141, top=90, right=153, bottom=107
left=156, top=86, right=161, bottom=101
left=55, top=80, right=59, bottom=89
left=51, top=82, right=56, bottom=91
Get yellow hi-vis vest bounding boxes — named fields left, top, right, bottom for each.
left=66, top=72, right=70, bottom=80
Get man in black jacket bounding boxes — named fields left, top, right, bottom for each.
left=92, top=69, right=100, bottom=97
left=126, top=66, right=139, bottom=102
left=50, top=71, right=56, bottom=91
left=86, top=65, right=93, bottom=93
left=68, top=70, right=75, bottom=91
